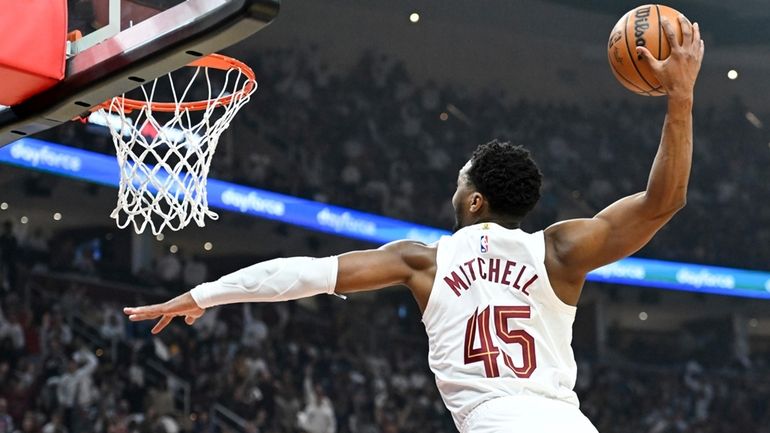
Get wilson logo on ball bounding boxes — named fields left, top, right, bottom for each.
left=634, top=6, right=652, bottom=48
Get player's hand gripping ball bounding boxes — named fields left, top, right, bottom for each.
left=608, top=4, right=689, bottom=96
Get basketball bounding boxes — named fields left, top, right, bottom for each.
left=607, top=4, right=687, bottom=96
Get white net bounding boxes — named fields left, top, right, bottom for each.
left=99, top=58, right=256, bottom=235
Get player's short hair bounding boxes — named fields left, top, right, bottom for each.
left=467, top=139, right=542, bottom=219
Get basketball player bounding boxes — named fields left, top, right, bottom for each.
left=124, top=17, right=704, bottom=433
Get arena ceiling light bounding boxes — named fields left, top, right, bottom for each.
left=409, top=12, right=420, bottom=23
left=727, top=69, right=738, bottom=80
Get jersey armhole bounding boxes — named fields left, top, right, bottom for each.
left=532, top=231, right=578, bottom=315
left=421, top=235, right=450, bottom=321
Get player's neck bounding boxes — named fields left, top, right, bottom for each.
left=472, top=215, right=521, bottom=230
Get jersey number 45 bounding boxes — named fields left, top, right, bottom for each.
left=464, top=306, right=536, bottom=378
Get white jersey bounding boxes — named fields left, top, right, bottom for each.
left=422, top=222, right=580, bottom=432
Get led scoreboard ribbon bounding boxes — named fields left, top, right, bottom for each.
left=2, top=138, right=770, bottom=299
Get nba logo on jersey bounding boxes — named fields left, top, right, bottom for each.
left=480, top=235, right=489, bottom=253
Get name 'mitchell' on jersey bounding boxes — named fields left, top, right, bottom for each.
left=442, top=231, right=540, bottom=299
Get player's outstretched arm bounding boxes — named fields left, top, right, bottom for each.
left=544, top=16, right=704, bottom=304
left=123, top=240, right=435, bottom=334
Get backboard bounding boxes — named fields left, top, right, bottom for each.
left=0, top=0, right=279, bottom=146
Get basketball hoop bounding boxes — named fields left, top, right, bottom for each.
left=95, top=53, right=257, bottom=235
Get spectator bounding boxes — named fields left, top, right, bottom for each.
left=0, top=306, right=24, bottom=352
left=47, top=348, right=98, bottom=432
left=297, top=367, right=336, bottom=433
left=241, top=304, right=268, bottom=349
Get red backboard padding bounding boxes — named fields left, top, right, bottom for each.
left=0, top=0, right=67, bottom=106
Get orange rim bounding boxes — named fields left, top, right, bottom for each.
left=97, top=53, right=256, bottom=113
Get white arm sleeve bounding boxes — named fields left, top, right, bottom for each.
left=189, top=256, right=339, bottom=308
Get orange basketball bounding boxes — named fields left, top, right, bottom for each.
left=607, top=4, right=687, bottom=96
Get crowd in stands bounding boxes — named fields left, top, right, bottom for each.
left=580, top=360, right=770, bottom=433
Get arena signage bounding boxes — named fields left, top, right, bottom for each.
left=2, top=138, right=769, bottom=299
left=590, top=257, right=770, bottom=299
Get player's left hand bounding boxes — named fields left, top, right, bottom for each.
left=123, top=292, right=205, bottom=334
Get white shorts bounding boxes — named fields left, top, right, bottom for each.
left=461, top=395, right=599, bottom=433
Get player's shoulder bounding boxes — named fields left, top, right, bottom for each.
left=380, top=239, right=438, bottom=268
left=543, top=218, right=596, bottom=256
left=380, top=239, right=437, bottom=254
left=544, top=218, right=591, bottom=234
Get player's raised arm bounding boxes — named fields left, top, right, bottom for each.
left=544, top=16, right=705, bottom=303
left=123, top=240, right=436, bottom=334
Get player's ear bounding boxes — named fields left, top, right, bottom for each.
left=468, top=192, right=484, bottom=213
